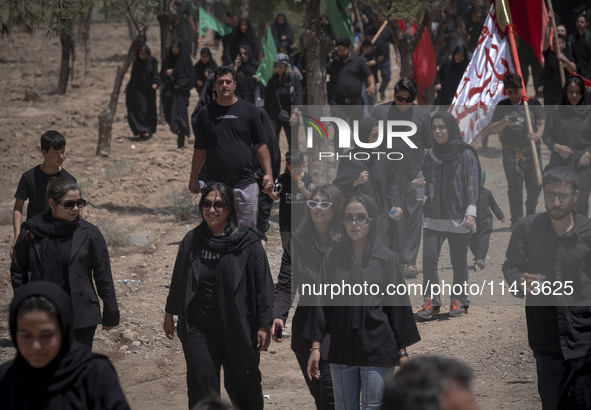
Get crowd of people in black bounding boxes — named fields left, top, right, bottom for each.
left=6, top=0, right=591, bottom=409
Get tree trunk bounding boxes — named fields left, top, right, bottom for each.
left=388, top=12, right=430, bottom=80
left=80, top=3, right=93, bottom=74
left=157, top=2, right=176, bottom=124
left=125, top=7, right=138, bottom=41
left=96, top=32, right=146, bottom=156
left=103, top=0, right=108, bottom=21
left=303, top=0, right=333, bottom=185
left=57, top=32, right=73, bottom=95
left=398, top=37, right=414, bottom=78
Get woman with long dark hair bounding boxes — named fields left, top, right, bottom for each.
left=306, top=194, right=420, bottom=409
left=0, top=281, right=129, bottom=409
left=273, top=184, right=345, bottom=409
left=160, top=37, right=195, bottom=150
left=543, top=75, right=591, bottom=215
left=416, top=112, right=480, bottom=320
left=126, top=44, right=160, bottom=140
left=11, top=177, right=120, bottom=349
left=163, top=182, right=274, bottom=410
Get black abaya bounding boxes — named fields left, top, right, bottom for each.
left=126, top=45, right=160, bottom=137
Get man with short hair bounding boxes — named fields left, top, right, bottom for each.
left=189, top=66, right=274, bottom=229
left=568, top=14, right=591, bottom=79
left=382, top=355, right=478, bottom=410
left=488, top=73, right=545, bottom=227
left=503, top=166, right=591, bottom=410
left=372, top=77, right=431, bottom=278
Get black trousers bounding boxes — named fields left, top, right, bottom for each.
left=574, top=165, right=591, bottom=216
left=469, top=218, right=492, bottom=261
left=256, top=179, right=274, bottom=242
left=292, top=338, right=335, bottom=410
left=422, top=228, right=471, bottom=307
left=75, top=325, right=97, bottom=349
left=182, top=324, right=263, bottom=410
left=535, top=354, right=582, bottom=410
left=390, top=184, right=423, bottom=266
left=270, top=117, right=298, bottom=151
left=502, top=145, right=542, bottom=225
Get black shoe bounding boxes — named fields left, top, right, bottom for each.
left=416, top=298, right=440, bottom=321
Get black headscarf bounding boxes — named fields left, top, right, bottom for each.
left=271, top=13, right=295, bottom=48
left=131, top=44, right=155, bottom=77
left=430, top=111, right=480, bottom=219
left=0, top=281, right=104, bottom=408
left=194, top=223, right=262, bottom=382
left=227, top=18, right=261, bottom=62
left=161, top=37, right=195, bottom=90
left=21, top=212, right=79, bottom=288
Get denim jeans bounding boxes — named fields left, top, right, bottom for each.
left=378, top=60, right=391, bottom=95
left=330, top=364, right=394, bottom=410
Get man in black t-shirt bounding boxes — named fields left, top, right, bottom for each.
left=489, top=73, right=546, bottom=227
left=189, top=66, right=274, bottom=230
left=12, top=130, right=76, bottom=256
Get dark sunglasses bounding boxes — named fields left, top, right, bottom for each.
left=396, top=96, right=414, bottom=103
left=343, top=214, right=371, bottom=225
left=58, top=199, right=86, bottom=210
left=200, top=200, right=228, bottom=212
left=306, top=200, right=333, bottom=210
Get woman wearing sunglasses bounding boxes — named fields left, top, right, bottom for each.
left=163, top=182, right=274, bottom=409
left=306, top=193, right=420, bottom=410
left=10, top=177, right=120, bottom=349
left=273, top=184, right=345, bottom=409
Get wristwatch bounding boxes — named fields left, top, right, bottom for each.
left=310, top=346, right=321, bottom=352
left=398, top=351, right=409, bottom=358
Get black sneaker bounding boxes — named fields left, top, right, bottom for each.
left=474, top=259, right=486, bottom=271
left=449, top=299, right=466, bottom=317
left=416, top=298, right=440, bottom=321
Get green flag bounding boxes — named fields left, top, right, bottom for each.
left=199, top=7, right=233, bottom=37
left=254, top=27, right=278, bottom=87
left=326, top=0, right=353, bottom=45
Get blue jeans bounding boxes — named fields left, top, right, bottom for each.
left=330, top=364, right=394, bottom=410
left=378, top=60, right=391, bottom=95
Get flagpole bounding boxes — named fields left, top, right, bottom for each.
left=501, top=2, right=543, bottom=186
left=546, top=0, right=566, bottom=86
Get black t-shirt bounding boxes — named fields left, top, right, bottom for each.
left=327, top=55, right=373, bottom=102
left=14, top=165, right=77, bottom=218
left=276, top=171, right=314, bottom=232
left=194, top=99, right=266, bottom=189
left=187, top=248, right=221, bottom=330
left=362, top=48, right=379, bottom=80
left=491, top=98, right=545, bottom=148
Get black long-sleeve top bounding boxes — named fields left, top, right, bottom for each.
left=502, top=212, right=591, bottom=360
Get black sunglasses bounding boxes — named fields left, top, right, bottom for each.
left=396, top=96, right=414, bottom=103
left=343, top=214, right=371, bottom=225
left=200, top=200, right=228, bottom=212
left=58, top=199, right=86, bottom=210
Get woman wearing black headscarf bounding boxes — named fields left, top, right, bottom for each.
left=160, top=37, right=195, bottom=150
left=434, top=44, right=469, bottom=105
left=11, top=177, right=120, bottom=349
left=224, top=17, right=262, bottom=64
left=0, top=281, right=129, bottom=409
left=126, top=44, right=160, bottom=140
left=306, top=193, right=420, bottom=409
left=272, top=184, right=345, bottom=409
left=271, top=13, right=295, bottom=50
left=163, top=182, right=274, bottom=410
left=543, top=75, right=591, bottom=215
left=235, top=44, right=260, bottom=104
left=417, top=112, right=480, bottom=321
left=194, top=47, right=218, bottom=95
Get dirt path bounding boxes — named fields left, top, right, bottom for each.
left=0, top=22, right=547, bottom=409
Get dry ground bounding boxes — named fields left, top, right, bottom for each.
left=0, top=21, right=550, bottom=409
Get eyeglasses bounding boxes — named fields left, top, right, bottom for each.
left=306, top=200, right=333, bottom=210
left=343, top=214, right=371, bottom=225
left=58, top=199, right=86, bottom=210
left=396, top=96, right=414, bottom=103
left=544, top=192, right=573, bottom=203
left=200, top=200, right=228, bottom=212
